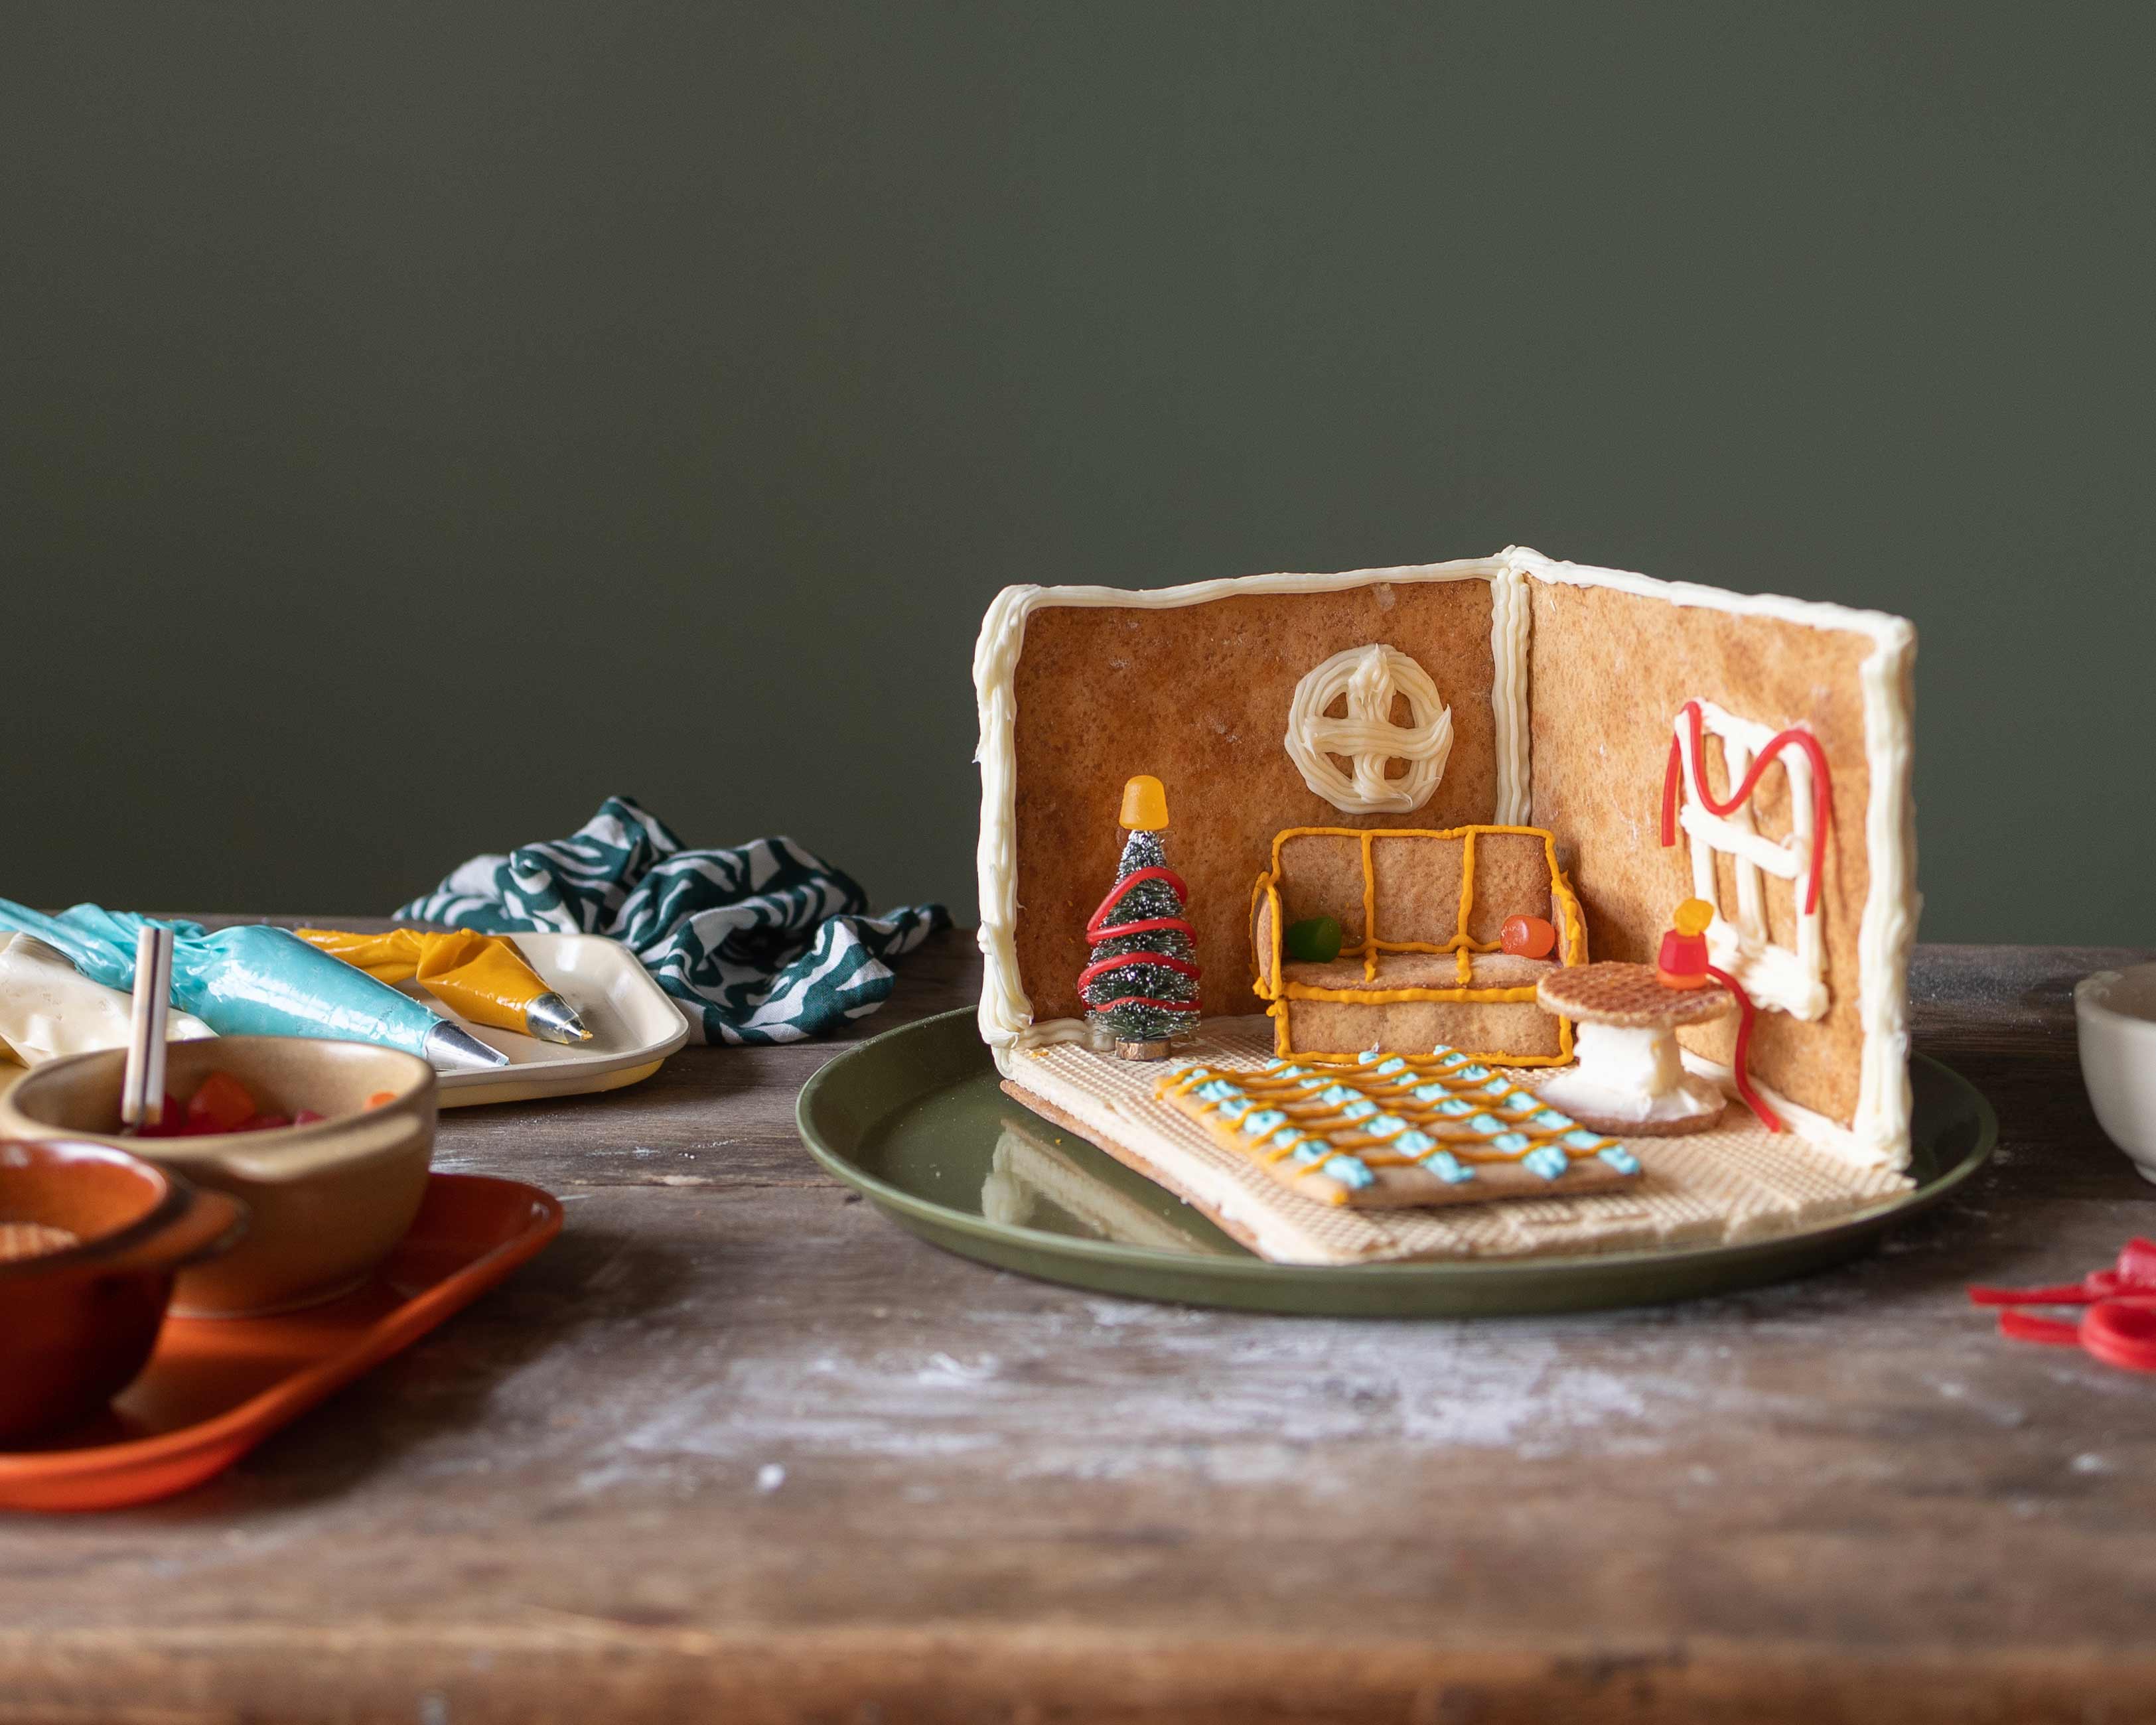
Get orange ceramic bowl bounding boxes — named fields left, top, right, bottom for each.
left=0, top=1140, right=246, bottom=1442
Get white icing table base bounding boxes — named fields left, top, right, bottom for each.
left=1536, top=1022, right=1727, bottom=1137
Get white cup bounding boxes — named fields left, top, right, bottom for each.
left=2076, top=963, right=2156, bottom=1184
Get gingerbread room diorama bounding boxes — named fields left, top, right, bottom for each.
left=975, top=546, right=1918, bottom=1265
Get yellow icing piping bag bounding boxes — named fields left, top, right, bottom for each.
left=296, top=928, right=591, bottom=1044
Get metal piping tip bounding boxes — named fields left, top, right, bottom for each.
left=425, top=1020, right=510, bottom=1071
left=524, top=991, right=591, bottom=1045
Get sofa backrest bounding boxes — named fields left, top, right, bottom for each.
left=1271, top=826, right=1557, bottom=951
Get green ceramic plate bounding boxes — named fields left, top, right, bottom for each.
left=796, top=1008, right=1997, bottom=1316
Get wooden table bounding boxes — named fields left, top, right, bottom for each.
left=2, top=933, right=2152, bottom=1724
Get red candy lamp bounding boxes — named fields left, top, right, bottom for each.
left=1656, top=898, right=1714, bottom=990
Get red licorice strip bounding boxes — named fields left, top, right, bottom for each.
left=1661, top=701, right=1833, bottom=914
left=2082, top=1303, right=2156, bottom=1373
left=1076, top=949, right=1202, bottom=990
left=1967, top=1239, right=2156, bottom=1307
left=1968, top=1280, right=2099, bottom=1308
left=1086, top=868, right=1190, bottom=934
left=1084, top=995, right=1201, bottom=1014
left=1084, top=916, right=1198, bottom=947
left=1997, top=1310, right=2085, bottom=1348
left=1705, top=964, right=1781, bottom=1133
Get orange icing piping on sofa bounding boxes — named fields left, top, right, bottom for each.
left=1249, top=824, right=1586, bottom=1065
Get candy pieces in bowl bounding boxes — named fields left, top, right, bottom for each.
left=0, top=1037, right=435, bottom=1317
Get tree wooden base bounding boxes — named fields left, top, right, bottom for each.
left=1112, top=1039, right=1175, bottom=1062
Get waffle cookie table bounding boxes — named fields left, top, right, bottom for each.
left=3, top=924, right=2152, bottom=1724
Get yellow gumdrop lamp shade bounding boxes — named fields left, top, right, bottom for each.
left=1119, top=775, right=1169, bottom=831
left=1672, top=898, right=1715, bottom=937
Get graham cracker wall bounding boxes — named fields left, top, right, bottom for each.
left=1011, top=578, right=1499, bottom=1022
left=1524, top=577, right=1878, bottom=1127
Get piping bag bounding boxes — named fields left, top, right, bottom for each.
left=0, top=901, right=506, bottom=1072
left=0, top=932, right=218, bottom=1065
left=295, top=928, right=589, bottom=1044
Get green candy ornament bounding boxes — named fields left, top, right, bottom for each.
left=1283, top=916, right=1344, bottom=965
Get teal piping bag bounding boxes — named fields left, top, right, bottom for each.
left=0, top=900, right=506, bottom=1072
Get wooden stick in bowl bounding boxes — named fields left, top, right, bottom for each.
left=120, top=924, right=175, bottom=1134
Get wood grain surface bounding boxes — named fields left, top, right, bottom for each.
left=0, top=926, right=2150, bottom=1724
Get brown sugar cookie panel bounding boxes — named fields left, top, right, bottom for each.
left=1011, top=578, right=1501, bottom=1024
left=1462, top=831, right=1556, bottom=944
left=1524, top=579, right=1877, bottom=1127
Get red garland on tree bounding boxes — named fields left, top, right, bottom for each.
left=1079, top=775, right=1201, bottom=1059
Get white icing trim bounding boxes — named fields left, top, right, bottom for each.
left=1680, top=1048, right=1877, bottom=1170
left=1283, top=644, right=1453, bottom=814
left=973, top=558, right=1507, bottom=1052
left=1673, top=698, right=1830, bottom=1022
left=1488, top=559, right=1532, bottom=823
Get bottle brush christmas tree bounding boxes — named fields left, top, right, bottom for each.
left=1079, top=774, right=1201, bottom=1059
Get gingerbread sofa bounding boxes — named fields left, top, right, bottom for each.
left=1250, top=825, right=1585, bottom=1063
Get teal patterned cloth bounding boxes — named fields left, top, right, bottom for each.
left=396, top=797, right=949, bottom=1046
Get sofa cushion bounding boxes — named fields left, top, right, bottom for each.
left=1281, top=951, right=1557, bottom=995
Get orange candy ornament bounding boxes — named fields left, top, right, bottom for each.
left=1500, top=914, right=1557, bottom=960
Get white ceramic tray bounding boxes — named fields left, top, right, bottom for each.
left=416, top=931, right=691, bottom=1107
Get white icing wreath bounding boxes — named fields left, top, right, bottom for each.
left=1284, top=644, right=1453, bottom=814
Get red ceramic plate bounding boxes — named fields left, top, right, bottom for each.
left=0, top=1174, right=561, bottom=1511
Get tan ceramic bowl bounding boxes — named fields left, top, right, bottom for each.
left=0, top=1037, right=436, bottom=1318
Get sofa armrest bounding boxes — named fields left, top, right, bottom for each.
left=1250, top=872, right=1282, bottom=998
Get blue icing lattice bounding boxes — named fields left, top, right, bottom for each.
left=1194, top=1079, right=1242, bottom=1103
left=1436, top=1097, right=1474, bottom=1117
left=1426, top=1151, right=1473, bottom=1183
left=1482, top=1076, right=1513, bottom=1097
left=1339, top=1099, right=1378, bottom=1121
left=1324, top=1154, right=1374, bottom=1188
left=1395, top=1129, right=1436, bottom=1154
left=1524, top=1145, right=1571, bottom=1180
left=1269, top=1063, right=1307, bottom=1080
left=1469, top=1113, right=1506, bottom=1136
left=1240, top=1108, right=1287, bottom=1138
left=1319, top=1084, right=1360, bottom=1107
left=1216, top=1097, right=1254, bottom=1123
left=1456, top=1064, right=1492, bottom=1081
left=1599, top=1146, right=1642, bottom=1175
left=1173, top=1063, right=1212, bottom=1079
left=1561, top=1128, right=1607, bottom=1152
left=1362, top=1115, right=1409, bottom=1140
left=1374, top=1056, right=1409, bottom=1075
left=1502, top=1093, right=1540, bottom=1114
left=1492, top=1131, right=1532, bottom=1153
left=1412, top=1081, right=1451, bottom=1103
left=1532, top=1109, right=1575, bottom=1131
left=1271, top=1130, right=1307, bottom=1153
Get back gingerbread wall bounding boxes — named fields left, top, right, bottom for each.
left=1524, top=577, right=1879, bottom=1128
left=1012, top=577, right=1500, bottom=1022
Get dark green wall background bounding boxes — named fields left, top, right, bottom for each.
left=2, top=5, right=2149, bottom=941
